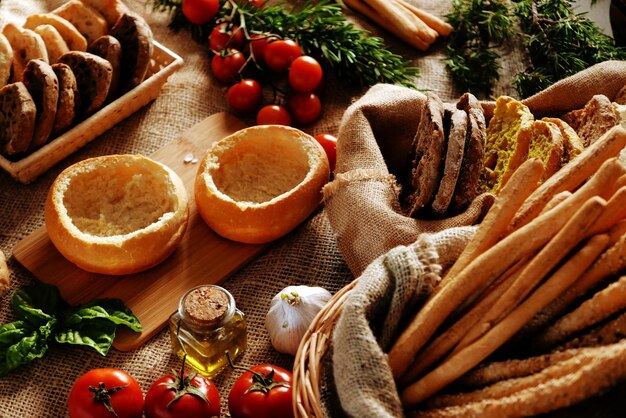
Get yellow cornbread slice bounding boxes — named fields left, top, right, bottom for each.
left=542, top=117, right=584, bottom=164
left=528, top=120, right=565, bottom=180
left=480, top=96, right=534, bottom=194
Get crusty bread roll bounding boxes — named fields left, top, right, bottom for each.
left=194, top=125, right=330, bottom=244
left=46, top=154, right=189, bottom=275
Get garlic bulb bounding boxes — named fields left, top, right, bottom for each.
left=265, top=285, right=332, bottom=355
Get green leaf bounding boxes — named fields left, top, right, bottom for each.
left=55, top=318, right=116, bottom=356
left=66, top=299, right=142, bottom=332
left=0, top=321, right=29, bottom=347
left=0, top=325, right=51, bottom=376
left=11, top=283, right=64, bottom=328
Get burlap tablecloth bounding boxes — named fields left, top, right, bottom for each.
left=0, top=1, right=624, bottom=417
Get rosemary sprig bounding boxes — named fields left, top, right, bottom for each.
left=150, top=0, right=419, bottom=88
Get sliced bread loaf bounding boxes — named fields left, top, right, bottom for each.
left=528, top=120, right=565, bottom=180
left=53, top=0, right=108, bottom=45
left=561, top=95, right=619, bottom=146
left=2, top=23, right=48, bottom=82
left=110, top=13, right=154, bottom=92
left=23, top=59, right=59, bottom=149
left=542, top=117, right=584, bottom=164
left=34, top=24, right=70, bottom=64
left=24, top=14, right=88, bottom=52
left=58, top=51, right=112, bottom=116
left=0, top=34, right=13, bottom=88
left=51, top=63, right=78, bottom=135
left=0, top=82, right=36, bottom=155
left=88, top=35, right=121, bottom=102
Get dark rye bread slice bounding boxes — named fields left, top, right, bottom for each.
left=561, top=95, right=619, bottom=147
left=406, top=92, right=446, bottom=216
left=432, top=107, right=468, bottom=215
left=51, top=63, right=78, bottom=135
left=110, top=13, right=154, bottom=92
left=88, top=35, right=121, bottom=103
left=23, top=59, right=59, bottom=149
left=452, top=92, right=486, bottom=211
left=58, top=51, right=112, bottom=117
left=0, top=82, right=36, bottom=155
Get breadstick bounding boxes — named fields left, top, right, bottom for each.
left=560, top=308, right=626, bottom=350
left=363, top=0, right=439, bottom=44
left=401, top=229, right=608, bottom=405
left=509, top=126, right=626, bottom=231
left=539, top=191, right=571, bottom=215
left=532, top=274, right=626, bottom=351
left=587, top=186, right=626, bottom=236
left=0, top=249, right=8, bottom=296
left=608, top=220, right=626, bottom=245
left=392, top=0, right=453, bottom=36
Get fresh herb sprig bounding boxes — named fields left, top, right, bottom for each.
left=150, top=0, right=419, bottom=88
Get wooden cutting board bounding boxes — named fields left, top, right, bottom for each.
left=12, top=112, right=268, bottom=351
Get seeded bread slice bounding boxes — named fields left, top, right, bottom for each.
left=23, top=59, right=59, bottom=149
left=80, top=0, right=130, bottom=27
left=110, top=13, right=154, bottom=92
left=2, top=23, right=48, bottom=82
left=34, top=24, right=70, bottom=64
left=528, top=120, right=565, bottom=180
left=0, top=82, right=36, bottom=155
left=88, top=35, right=121, bottom=102
left=51, top=63, right=78, bottom=135
left=561, top=95, right=619, bottom=147
left=24, top=14, right=88, bottom=52
left=58, top=51, right=112, bottom=116
left=0, top=34, right=13, bottom=88
left=542, top=117, right=584, bottom=164
left=53, top=0, right=108, bottom=45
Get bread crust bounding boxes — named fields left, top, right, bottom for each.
left=24, top=14, right=88, bottom=52
left=34, top=24, right=70, bottom=64
left=562, top=95, right=619, bottom=146
left=51, top=63, right=77, bottom=135
left=0, top=82, right=36, bottom=155
left=23, top=59, right=59, bottom=149
left=53, top=0, right=108, bottom=45
left=110, top=13, right=154, bottom=92
left=2, top=23, right=49, bottom=82
left=0, top=34, right=13, bottom=88
left=80, top=0, right=130, bottom=27
left=58, top=51, right=112, bottom=116
left=88, top=35, right=121, bottom=102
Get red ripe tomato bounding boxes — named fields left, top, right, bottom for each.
left=211, top=49, right=245, bottom=83
left=247, top=34, right=273, bottom=65
left=237, top=0, right=264, bottom=8
left=288, top=56, right=323, bottom=92
left=314, top=134, right=337, bottom=172
left=227, top=79, right=263, bottom=113
left=209, top=23, right=245, bottom=52
left=287, top=92, right=322, bottom=125
left=264, top=40, right=302, bottom=72
left=182, top=0, right=220, bottom=25
left=228, top=364, right=294, bottom=418
left=68, top=368, right=143, bottom=418
left=144, top=372, right=220, bottom=418
left=256, top=105, right=291, bottom=126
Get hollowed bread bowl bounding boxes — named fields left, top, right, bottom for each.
left=194, top=125, right=330, bottom=244
left=45, top=154, right=189, bottom=275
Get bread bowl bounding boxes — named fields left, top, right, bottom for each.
left=45, top=154, right=189, bottom=275
left=194, top=125, right=330, bottom=244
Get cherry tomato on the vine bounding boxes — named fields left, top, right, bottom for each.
left=68, top=368, right=143, bottom=418
left=227, top=79, right=263, bottom=113
left=287, top=92, right=322, bottom=125
left=182, top=0, right=220, bottom=25
left=237, top=0, right=265, bottom=8
left=247, top=34, right=274, bottom=65
left=314, top=133, right=337, bottom=172
left=211, top=49, right=246, bottom=83
left=264, top=40, right=302, bottom=72
left=256, top=104, right=291, bottom=126
left=288, top=56, right=323, bottom=92
left=209, top=23, right=245, bottom=52
left=144, top=372, right=220, bottom=418
left=228, top=364, right=294, bottom=418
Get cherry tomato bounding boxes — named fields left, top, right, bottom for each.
left=256, top=104, right=291, bottom=126
left=209, top=23, right=245, bottom=52
left=237, top=0, right=264, bottom=8
left=288, top=56, right=323, bottom=92
left=287, top=92, right=322, bottom=125
left=314, top=134, right=337, bottom=172
left=264, top=40, right=302, bottom=72
left=211, top=49, right=245, bottom=83
left=182, top=0, right=219, bottom=25
left=247, top=34, right=273, bottom=65
left=68, top=368, right=143, bottom=418
left=144, top=372, right=220, bottom=418
left=227, top=79, right=263, bottom=113
left=228, top=364, right=294, bottom=418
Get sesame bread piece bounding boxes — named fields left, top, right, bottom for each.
left=0, top=34, right=13, bottom=88
left=0, top=82, right=36, bottom=155
left=406, top=92, right=446, bottom=216
left=479, top=96, right=533, bottom=194
left=2, top=23, right=48, bottom=82
left=452, top=92, right=486, bottom=211
left=528, top=120, right=565, bottom=180
left=88, top=35, right=121, bottom=102
left=432, top=108, right=467, bottom=215
left=23, top=59, right=59, bottom=149
left=58, top=51, right=112, bottom=116
left=542, top=117, right=584, bottom=164
left=34, top=24, right=70, bottom=64
left=51, top=63, right=78, bottom=135
left=110, top=13, right=154, bottom=92
left=561, top=95, right=619, bottom=147
left=24, top=14, right=88, bottom=52
left=80, top=0, right=130, bottom=27
left=53, top=0, right=108, bottom=45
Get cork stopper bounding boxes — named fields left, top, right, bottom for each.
left=182, top=286, right=231, bottom=326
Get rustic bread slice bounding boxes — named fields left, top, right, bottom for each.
left=561, top=95, right=619, bottom=147
left=432, top=108, right=467, bottom=215
left=88, top=35, right=121, bottom=102
left=23, top=59, right=59, bottom=149
left=2, top=23, right=48, bottom=82
left=110, top=13, right=154, bottom=92
left=0, top=82, right=36, bottom=155
left=58, top=51, right=112, bottom=116
left=479, top=96, right=533, bottom=194
left=51, top=63, right=78, bottom=135
left=80, top=0, right=130, bottom=27
left=53, top=0, right=108, bottom=45
left=528, top=120, right=565, bottom=180
left=0, top=34, right=13, bottom=88
left=24, top=14, right=88, bottom=52
left=542, top=117, right=584, bottom=164
left=34, top=24, right=70, bottom=64
left=615, top=84, right=626, bottom=105
left=452, top=92, right=486, bottom=211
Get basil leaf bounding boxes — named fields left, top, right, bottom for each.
left=0, top=325, right=51, bottom=376
left=12, top=283, right=63, bottom=328
left=66, top=299, right=142, bottom=332
left=55, top=318, right=116, bottom=356
left=0, top=321, right=30, bottom=347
